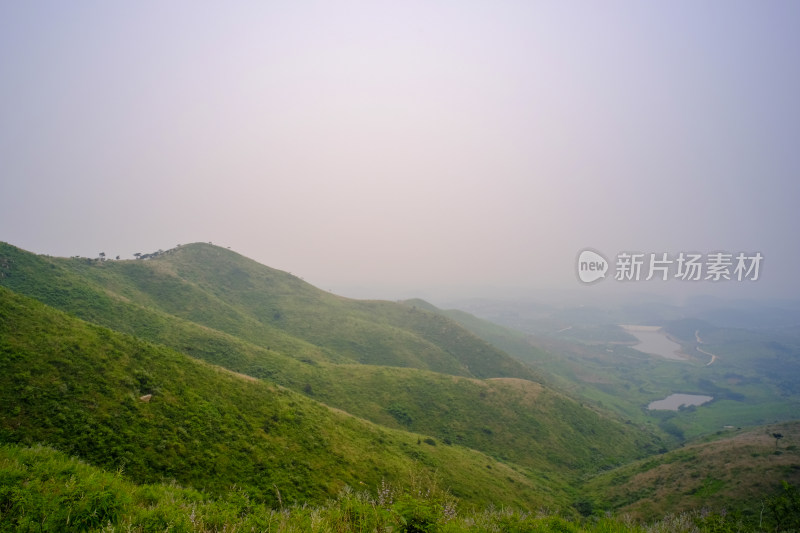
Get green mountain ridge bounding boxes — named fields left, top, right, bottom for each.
left=2, top=240, right=798, bottom=528
left=0, top=242, right=534, bottom=378
left=0, top=241, right=657, bottom=480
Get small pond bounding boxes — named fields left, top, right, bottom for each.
left=648, top=393, right=713, bottom=411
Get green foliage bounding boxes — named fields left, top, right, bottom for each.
left=394, top=496, right=440, bottom=532
left=388, top=403, right=414, bottom=427
left=0, top=444, right=131, bottom=532
left=2, top=442, right=799, bottom=532
left=438, top=291, right=800, bottom=446
left=0, top=286, right=547, bottom=509
left=386, top=470, right=456, bottom=533
left=0, top=241, right=541, bottom=379
left=765, top=481, right=800, bottom=532
left=584, top=422, right=800, bottom=523
left=2, top=241, right=799, bottom=527
left=0, top=241, right=658, bottom=489
left=301, top=365, right=659, bottom=479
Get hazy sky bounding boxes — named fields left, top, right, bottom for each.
left=2, top=2, right=798, bottom=301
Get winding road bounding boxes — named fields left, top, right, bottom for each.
left=695, top=330, right=718, bottom=366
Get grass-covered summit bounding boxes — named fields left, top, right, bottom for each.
left=0, top=242, right=534, bottom=378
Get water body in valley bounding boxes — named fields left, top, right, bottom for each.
left=619, top=325, right=686, bottom=361
left=648, top=393, right=714, bottom=410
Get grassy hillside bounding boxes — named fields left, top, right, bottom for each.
left=423, top=300, right=579, bottom=390
left=0, top=241, right=658, bottom=480
left=0, top=242, right=535, bottom=379
left=3, top=442, right=799, bottom=532
left=412, top=300, right=680, bottom=436
left=584, top=421, right=800, bottom=521
left=0, top=445, right=800, bottom=533
left=2, top=242, right=800, bottom=528
left=300, top=365, right=660, bottom=475
left=158, top=243, right=535, bottom=379
left=435, top=298, right=800, bottom=444
left=0, top=286, right=553, bottom=508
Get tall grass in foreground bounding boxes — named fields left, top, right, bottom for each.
left=2, top=444, right=799, bottom=532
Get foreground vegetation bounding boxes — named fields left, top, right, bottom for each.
left=2, top=444, right=799, bottom=532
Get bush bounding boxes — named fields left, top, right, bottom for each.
left=394, top=495, right=440, bottom=533
left=766, top=481, right=800, bottom=532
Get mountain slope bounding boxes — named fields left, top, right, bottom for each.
left=0, top=242, right=659, bottom=474
left=0, top=286, right=552, bottom=508
left=3, top=242, right=799, bottom=523
left=583, top=421, right=800, bottom=521
left=300, top=365, right=661, bottom=474
left=0, top=242, right=535, bottom=379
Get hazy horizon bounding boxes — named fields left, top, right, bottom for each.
left=2, top=2, right=799, bottom=302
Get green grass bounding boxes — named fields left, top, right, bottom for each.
left=76, top=243, right=536, bottom=379
left=298, top=365, right=662, bottom=479
left=3, top=443, right=799, bottom=532
left=3, top=241, right=799, bottom=525
left=0, top=241, right=657, bottom=483
left=0, top=241, right=540, bottom=380
left=435, top=300, right=800, bottom=443
left=0, top=286, right=552, bottom=509
left=583, top=421, right=800, bottom=522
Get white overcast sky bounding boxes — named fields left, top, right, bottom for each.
left=1, top=2, right=798, bottom=301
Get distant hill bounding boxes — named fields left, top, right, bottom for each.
left=432, top=295, right=800, bottom=443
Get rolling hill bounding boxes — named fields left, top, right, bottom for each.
left=584, top=421, right=800, bottom=521
left=0, top=286, right=548, bottom=508
left=0, top=241, right=659, bottom=481
left=2, top=240, right=798, bottom=529
left=0, top=242, right=534, bottom=378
